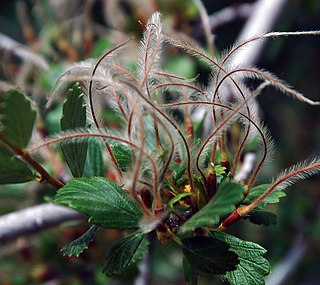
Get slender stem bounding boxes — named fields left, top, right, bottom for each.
left=240, top=162, right=320, bottom=215
left=121, top=81, right=195, bottom=194
left=88, top=39, right=132, bottom=178
left=0, top=134, right=64, bottom=189
left=30, top=133, right=156, bottom=217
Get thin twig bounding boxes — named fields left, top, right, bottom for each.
left=231, top=0, right=290, bottom=67
left=209, top=3, right=253, bottom=30
left=193, top=0, right=215, bottom=53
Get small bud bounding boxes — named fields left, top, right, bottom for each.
left=140, top=188, right=153, bottom=209
left=221, top=160, right=231, bottom=174
left=206, top=172, right=217, bottom=201
left=156, top=223, right=172, bottom=244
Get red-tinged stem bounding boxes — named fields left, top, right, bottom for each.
left=160, top=100, right=267, bottom=184
left=218, top=209, right=243, bottom=230
left=220, top=162, right=320, bottom=230
left=30, top=133, right=157, bottom=217
left=120, top=81, right=195, bottom=194
left=241, top=163, right=320, bottom=215
left=88, top=39, right=132, bottom=178
left=0, top=134, right=64, bottom=189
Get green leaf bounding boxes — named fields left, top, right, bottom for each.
left=0, top=146, right=35, bottom=184
left=83, top=140, right=105, bottom=177
left=165, top=55, right=196, bottom=78
left=61, top=225, right=99, bottom=257
left=110, top=144, right=132, bottom=172
left=244, top=184, right=286, bottom=207
left=172, top=164, right=186, bottom=183
left=246, top=210, right=277, bottom=226
left=180, top=181, right=244, bottom=233
left=54, top=177, right=143, bottom=229
left=103, top=231, right=145, bottom=277
left=131, top=238, right=149, bottom=264
left=181, top=236, right=239, bottom=275
left=213, top=231, right=271, bottom=285
left=166, top=192, right=192, bottom=212
left=183, top=257, right=199, bottom=285
left=91, top=37, right=111, bottom=58
left=0, top=89, right=36, bottom=148
left=60, top=82, right=87, bottom=177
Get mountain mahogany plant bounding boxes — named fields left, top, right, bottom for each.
left=0, top=12, right=319, bottom=284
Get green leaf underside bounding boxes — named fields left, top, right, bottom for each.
left=60, top=82, right=87, bottom=177
left=245, top=184, right=286, bottom=207
left=213, top=231, right=271, bottom=285
left=247, top=210, right=277, bottom=226
left=0, top=89, right=36, bottom=148
left=183, top=257, right=199, bottom=285
left=110, top=144, right=132, bottom=172
left=0, top=146, right=35, bottom=184
left=83, top=140, right=105, bottom=177
left=61, top=225, right=99, bottom=257
left=54, top=177, right=143, bottom=229
left=103, top=231, right=145, bottom=277
left=180, top=181, right=244, bottom=233
left=181, top=236, right=239, bottom=275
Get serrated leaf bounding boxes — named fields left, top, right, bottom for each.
left=110, top=144, right=132, bottom=172
left=213, top=231, right=271, bottom=285
left=103, top=231, right=145, bottom=277
left=244, top=184, right=286, bottom=207
left=246, top=210, right=277, bottom=226
left=0, top=89, right=36, bottom=148
left=60, top=82, right=87, bottom=177
left=180, top=181, right=244, bottom=233
left=54, top=177, right=143, bottom=229
left=181, top=236, right=239, bottom=275
left=61, top=225, right=99, bottom=257
left=83, top=140, right=105, bottom=177
left=0, top=146, right=35, bottom=184
left=183, top=257, right=199, bottom=285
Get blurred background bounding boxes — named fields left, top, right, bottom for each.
left=0, top=0, right=319, bottom=284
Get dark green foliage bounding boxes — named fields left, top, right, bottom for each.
left=0, top=89, right=36, bottom=148
left=110, top=144, right=132, bottom=172
left=54, top=177, right=143, bottom=229
left=246, top=210, right=278, bottom=226
left=60, top=82, right=88, bottom=177
left=103, top=231, right=146, bottom=277
left=83, top=140, right=105, bottom=177
left=180, top=181, right=244, bottom=233
left=183, top=257, right=199, bottom=285
left=245, top=184, right=286, bottom=207
left=181, top=236, right=239, bottom=275
left=214, top=232, right=271, bottom=285
left=0, top=146, right=35, bottom=184
left=61, top=225, right=99, bottom=257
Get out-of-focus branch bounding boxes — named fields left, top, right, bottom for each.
left=193, top=0, right=215, bottom=53
left=232, top=0, right=290, bottom=67
left=229, top=0, right=289, bottom=178
left=0, top=203, right=85, bottom=243
left=209, top=3, right=253, bottom=30
left=0, top=32, right=48, bottom=71
left=265, top=235, right=308, bottom=285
